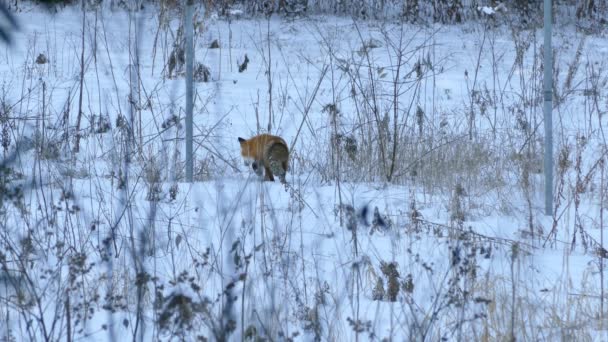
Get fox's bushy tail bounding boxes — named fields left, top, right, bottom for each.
left=265, top=142, right=289, bottom=183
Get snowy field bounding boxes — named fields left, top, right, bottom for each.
left=1, top=2, right=608, bottom=341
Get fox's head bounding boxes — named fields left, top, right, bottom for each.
left=238, top=137, right=253, bottom=165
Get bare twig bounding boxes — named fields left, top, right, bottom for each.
left=73, top=0, right=86, bottom=153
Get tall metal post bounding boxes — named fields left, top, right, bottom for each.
left=185, top=0, right=194, bottom=182
left=543, top=0, right=553, bottom=216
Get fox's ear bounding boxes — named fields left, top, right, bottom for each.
left=238, top=137, right=245, bottom=144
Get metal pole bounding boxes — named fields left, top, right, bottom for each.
left=185, top=0, right=194, bottom=182
left=543, top=0, right=553, bottom=216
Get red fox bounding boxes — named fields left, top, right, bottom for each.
left=238, top=134, right=289, bottom=183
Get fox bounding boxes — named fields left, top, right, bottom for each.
left=238, top=134, right=289, bottom=183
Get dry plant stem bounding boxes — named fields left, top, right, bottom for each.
left=353, top=21, right=387, bottom=176
left=259, top=182, right=270, bottom=274
left=217, top=25, right=222, bottom=80
left=601, top=157, right=605, bottom=323
left=278, top=48, right=315, bottom=132
left=151, top=2, right=164, bottom=75
left=601, top=96, right=608, bottom=331
left=545, top=149, right=608, bottom=247
left=467, top=26, right=486, bottom=141
left=523, top=164, right=534, bottom=235
left=140, top=184, right=159, bottom=340
left=131, top=9, right=144, bottom=156
left=290, top=65, right=328, bottom=151
left=125, top=5, right=144, bottom=341
left=487, top=23, right=500, bottom=136
left=387, top=24, right=404, bottom=182
left=572, top=139, right=584, bottom=251
left=555, top=38, right=585, bottom=107
left=350, top=206, right=361, bottom=342
left=254, top=90, right=260, bottom=133
left=594, top=62, right=607, bottom=323
left=240, top=260, right=249, bottom=341
left=93, top=10, right=104, bottom=123
left=228, top=18, right=233, bottom=72
left=74, top=0, right=86, bottom=153
left=100, top=14, right=123, bottom=116
left=297, top=177, right=308, bottom=303
left=65, top=295, right=72, bottom=342
left=266, top=17, right=272, bottom=132
left=509, top=244, right=518, bottom=342
left=38, top=81, right=49, bottom=229
left=328, top=48, right=343, bottom=226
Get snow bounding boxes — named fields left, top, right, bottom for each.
left=0, top=2, right=607, bottom=341
left=478, top=6, right=495, bottom=16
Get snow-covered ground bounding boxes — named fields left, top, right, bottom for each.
left=1, top=3, right=607, bottom=341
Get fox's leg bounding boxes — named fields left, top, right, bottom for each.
left=268, top=160, right=286, bottom=183
left=276, top=161, right=287, bottom=183
left=264, top=166, right=275, bottom=181
left=252, top=161, right=263, bottom=177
